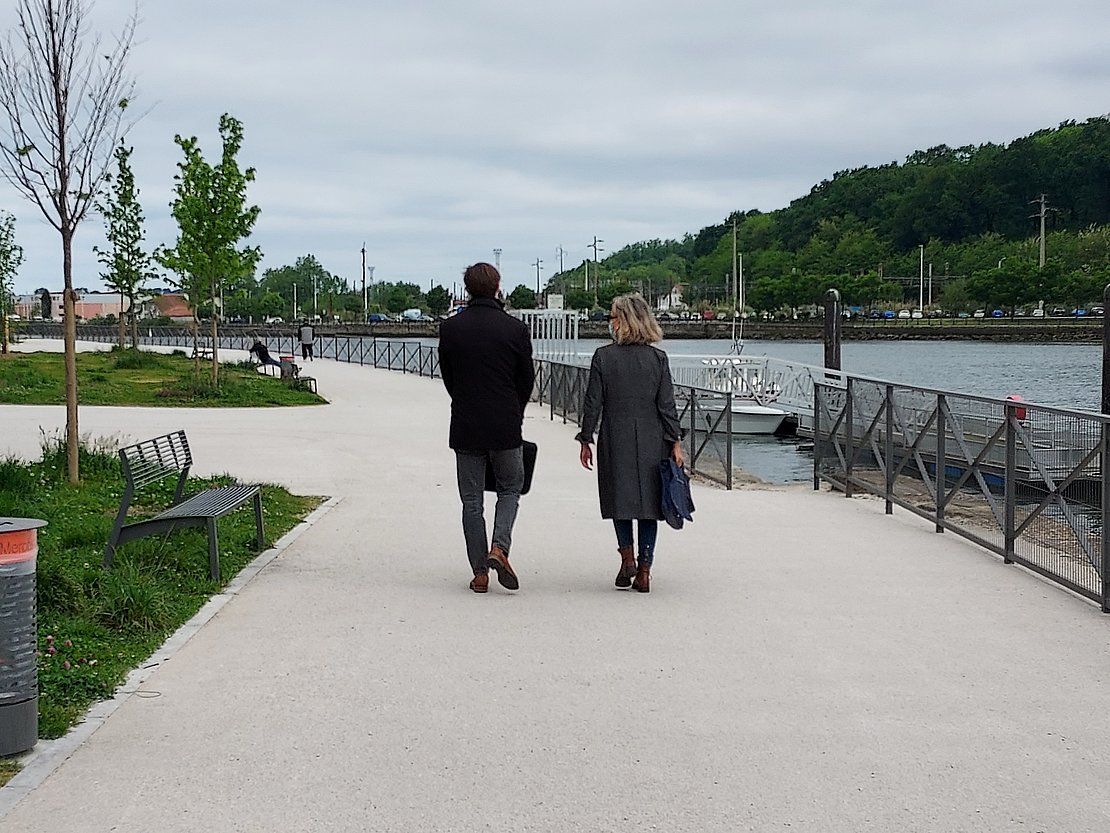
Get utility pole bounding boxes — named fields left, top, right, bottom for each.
left=361, top=243, right=367, bottom=322
left=1030, top=194, right=1049, bottom=268
left=919, top=244, right=925, bottom=310
left=534, top=258, right=543, bottom=297
left=293, top=282, right=297, bottom=321
left=493, top=248, right=502, bottom=273
left=368, top=266, right=375, bottom=310
left=556, top=245, right=565, bottom=273
left=589, top=236, right=604, bottom=306
left=731, top=218, right=738, bottom=313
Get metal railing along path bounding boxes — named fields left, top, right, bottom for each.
left=814, top=375, right=1110, bottom=611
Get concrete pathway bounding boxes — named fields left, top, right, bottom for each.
left=1, top=341, right=1109, bottom=831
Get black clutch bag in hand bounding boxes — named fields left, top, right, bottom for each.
left=484, top=440, right=538, bottom=495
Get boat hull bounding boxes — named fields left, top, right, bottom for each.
left=694, top=402, right=788, bottom=435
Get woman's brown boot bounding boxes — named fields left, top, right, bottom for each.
left=632, top=563, right=651, bottom=593
left=615, top=545, right=637, bottom=588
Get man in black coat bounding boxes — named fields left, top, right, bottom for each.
left=438, top=262, right=535, bottom=593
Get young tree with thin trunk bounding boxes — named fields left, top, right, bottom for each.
left=158, top=113, right=261, bottom=385
left=0, top=210, right=23, bottom=354
left=0, top=0, right=137, bottom=482
left=95, top=141, right=152, bottom=349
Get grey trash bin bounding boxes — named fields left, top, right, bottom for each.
left=0, top=517, right=46, bottom=757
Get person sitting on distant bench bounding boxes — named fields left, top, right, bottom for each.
left=248, top=338, right=282, bottom=368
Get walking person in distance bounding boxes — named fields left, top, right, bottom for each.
left=438, top=262, right=536, bottom=593
left=297, top=319, right=315, bottom=361
left=577, top=293, right=684, bottom=593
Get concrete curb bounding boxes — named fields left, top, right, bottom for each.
left=0, top=495, right=342, bottom=820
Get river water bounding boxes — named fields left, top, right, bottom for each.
left=571, top=338, right=1104, bottom=484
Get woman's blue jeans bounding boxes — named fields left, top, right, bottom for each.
left=613, top=519, right=657, bottom=566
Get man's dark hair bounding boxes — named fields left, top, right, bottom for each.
left=463, top=262, right=500, bottom=299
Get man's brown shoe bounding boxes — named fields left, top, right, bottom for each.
left=486, top=545, right=519, bottom=590
left=469, top=573, right=489, bottom=593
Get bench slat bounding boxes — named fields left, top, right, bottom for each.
left=156, top=485, right=261, bottom=520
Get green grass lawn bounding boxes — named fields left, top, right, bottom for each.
left=0, top=347, right=325, bottom=407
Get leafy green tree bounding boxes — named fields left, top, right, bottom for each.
left=425, top=285, right=451, bottom=315
left=158, top=113, right=261, bottom=383
left=0, top=211, right=23, bottom=354
left=0, top=0, right=138, bottom=483
left=95, top=142, right=155, bottom=348
left=508, top=285, right=536, bottom=309
left=565, top=289, right=592, bottom=311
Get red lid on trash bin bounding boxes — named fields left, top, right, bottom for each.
left=0, top=518, right=48, bottom=565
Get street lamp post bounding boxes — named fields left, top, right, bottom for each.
left=534, top=258, right=543, bottom=298
left=361, top=243, right=367, bottom=322
left=493, top=248, right=502, bottom=273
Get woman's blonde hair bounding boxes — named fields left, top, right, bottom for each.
left=611, top=293, right=663, bottom=345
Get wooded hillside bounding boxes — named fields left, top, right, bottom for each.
left=547, top=117, right=1110, bottom=314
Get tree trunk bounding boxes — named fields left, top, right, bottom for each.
left=210, top=280, right=219, bottom=386
left=117, top=295, right=125, bottom=349
left=62, top=228, right=80, bottom=484
left=129, top=292, right=138, bottom=349
left=2, top=313, right=9, bottom=354
left=191, top=315, right=199, bottom=378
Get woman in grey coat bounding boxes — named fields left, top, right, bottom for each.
left=576, top=293, right=684, bottom=593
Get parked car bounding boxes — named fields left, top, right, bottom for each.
left=589, top=310, right=609, bottom=321
left=701, top=309, right=716, bottom=320
left=897, top=309, right=911, bottom=319
left=1091, top=306, right=1105, bottom=316
left=991, top=309, right=1004, bottom=318
left=911, top=309, right=924, bottom=319
left=1031, top=308, right=1046, bottom=318
left=882, top=310, right=895, bottom=319
left=973, top=309, right=986, bottom=318
left=1071, top=308, right=1088, bottom=317
left=957, top=311, right=971, bottom=318
left=366, top=312, right=390, bottom=322
left=868, top=310, right=882, bottom=319
left=1050, top=307, right=1067, bottom=316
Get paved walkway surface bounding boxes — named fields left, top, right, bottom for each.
left=1, top=341, right=1109, bottom=831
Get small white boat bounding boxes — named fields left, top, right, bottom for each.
left=694, top=398, right=788, bottom=434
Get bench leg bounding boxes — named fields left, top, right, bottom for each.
left=207, top=518, right=221, bottom=582
left=253, top=492, right=265, bottom=550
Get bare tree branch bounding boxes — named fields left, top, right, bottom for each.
left=0, top=0, right=140, bottom=483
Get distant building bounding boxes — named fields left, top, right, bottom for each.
left=143, top=293, right=194, bottom=324
left=14, top=290, right=131, bottom=321
left=657, top=284, right=685, bottom=312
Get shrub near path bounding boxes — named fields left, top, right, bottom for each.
left=0, top=347, right=325, bottom=407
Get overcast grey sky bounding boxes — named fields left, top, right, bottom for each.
left=3, top=0, right=1109, bottom=297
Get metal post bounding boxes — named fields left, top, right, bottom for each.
left=844, top=378, right=854, bottom=498
left=1102, top=285, right=1110, bottom=414
left=884, top=384, right=894, bottom=515
left=823, top=289, right=841, bottom=371
left=813, top=384, right=822, bottom=491
left=936, top=394, right=947, bottom=534
left=725, top=392, right=733, bottom=490
left=1101, top=421, right=1110, bottom=613
left=1003, top=402, right=1016, bottom=564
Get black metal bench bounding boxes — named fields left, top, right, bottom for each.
left=102, top=430, right=265, bottom=581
